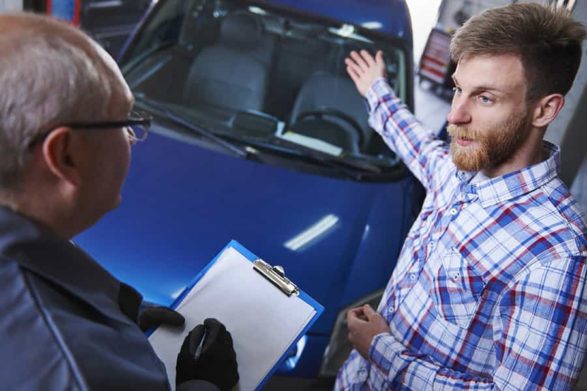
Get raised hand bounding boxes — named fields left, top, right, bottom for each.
left=345, top=50, right=387, bottom=97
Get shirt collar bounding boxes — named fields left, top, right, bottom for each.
left=458, top=141, right=560, bottom=208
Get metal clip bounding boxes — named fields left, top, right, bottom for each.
left=253, top=259, right=299, bottom=297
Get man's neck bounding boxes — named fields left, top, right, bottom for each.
left=0, top=189, right=78, bottom=240
left=482, top=138, right=547, bottom=179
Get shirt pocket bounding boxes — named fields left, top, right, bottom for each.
left=432, top=249, right=485, bottom=329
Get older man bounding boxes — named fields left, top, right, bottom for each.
left=0, top=13, right=237, bottom=391
left=338, top=3, right=587, bottom=390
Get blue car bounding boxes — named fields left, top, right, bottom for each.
left=75, top=0, right=422, bottom=382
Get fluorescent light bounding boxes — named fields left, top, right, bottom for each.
left=284, top=335, right=307, bottom=369
left=284, top=215, right=339, bottom=251
left=362, top=225, right=370, bottom=240
left=248, top=6, right=267, bottom=15
left=362, top=21, right=383, bottom=30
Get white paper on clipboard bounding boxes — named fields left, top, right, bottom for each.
left=148, top=246, right=318, bottom=391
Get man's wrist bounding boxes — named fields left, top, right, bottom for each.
left=365, top=77, right=392, bottom=112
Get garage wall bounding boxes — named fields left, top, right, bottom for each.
left=547, top=0, right=587, bottom=187
left=437, top=0, right=512, bottom=32
left=438, top=0, right=552, bottom=32
left=0, top=0, right=22, bottom=11
left=406, top=0, right=443, bottom=62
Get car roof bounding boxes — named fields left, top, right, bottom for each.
left=257, top=0, right=413, bottom=46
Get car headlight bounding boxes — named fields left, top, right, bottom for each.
left=319, top=290, right=384, bottom=377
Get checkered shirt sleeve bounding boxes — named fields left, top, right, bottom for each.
left=365, top=78, right=451, bottom=191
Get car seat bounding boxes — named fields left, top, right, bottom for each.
left=289, top=72, right=370, bottom=153
left=183, top=12, right=270, bottom=113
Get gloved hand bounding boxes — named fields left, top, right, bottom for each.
left=176, top=318, right=239, bottom=391
left=138, top=305, right=185, bottom=332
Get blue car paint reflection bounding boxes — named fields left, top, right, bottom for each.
left=77, top=130, right=417, bottom=334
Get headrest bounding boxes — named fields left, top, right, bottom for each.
left=219, top=12, right=263, bottom=51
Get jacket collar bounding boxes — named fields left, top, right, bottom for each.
left=0, top=206, right=140, bottom=322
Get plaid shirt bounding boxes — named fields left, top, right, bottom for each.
left=335, top=79, right=587, bottom=390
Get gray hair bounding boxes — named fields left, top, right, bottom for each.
left=0, top=14, right=116, bottom=188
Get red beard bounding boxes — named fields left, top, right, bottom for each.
left=447, top=112, right=532, bottom=172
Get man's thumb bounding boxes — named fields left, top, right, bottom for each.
left=363, top=304, right=378, bottom=319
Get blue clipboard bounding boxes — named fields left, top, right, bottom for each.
left=149, top=240, right=324, bottom=391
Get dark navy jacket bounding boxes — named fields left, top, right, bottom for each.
left=0, top=206, right=216, bottom=390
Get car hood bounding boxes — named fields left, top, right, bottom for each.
left=75, top=130, right=413, bottom=334
left=262, top=0, right=413, bottom=45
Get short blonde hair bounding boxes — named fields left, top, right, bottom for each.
left=450, top=3, right=586, bottom=102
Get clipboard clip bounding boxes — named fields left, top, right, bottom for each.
left=253, top=259, right=300, bottom=297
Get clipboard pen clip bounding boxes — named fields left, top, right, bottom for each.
left=253, top=259, right=300, bottom=297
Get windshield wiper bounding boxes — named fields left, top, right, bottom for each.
left=163, top=110, right=248, bottom=159
left=134, top=97, right=248, bottom=159
left=219, top=135, right=380, bottom=180
left=135, top=97, right=380, bottom=179
left=265, top=136, right=381, bottom=176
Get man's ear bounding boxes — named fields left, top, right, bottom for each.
left=531, top=93, right=565, bottom=128
left=41, top=127, right=82, bottom=186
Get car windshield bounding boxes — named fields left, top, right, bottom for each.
left=121, top=0, right=412, bottom=180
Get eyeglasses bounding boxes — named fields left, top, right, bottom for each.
left=28, top=111, right=152, bottom=148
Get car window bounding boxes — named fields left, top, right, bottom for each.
left=80, top=0, right=152, bottom=55
left=121, top=0, right=411, bottom=180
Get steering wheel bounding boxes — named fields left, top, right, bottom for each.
left=293, top=107, right=364, bottom=149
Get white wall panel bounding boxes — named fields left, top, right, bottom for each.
left=0, top=0, right=22, bottom=11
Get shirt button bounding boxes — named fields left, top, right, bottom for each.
left=450, top=208, right=458, bottom=215
left=409, top=273, right=416, bottom=281
left=429, top=241, right=436, bottom=250
left=452, top=272, right=461, bottom=281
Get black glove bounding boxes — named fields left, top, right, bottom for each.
left=176, top=318, right=239, bottom=391
left=138, top=305, right=185, bottom=332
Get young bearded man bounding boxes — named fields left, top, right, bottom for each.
left=337, top=3, right=587, bottom=390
